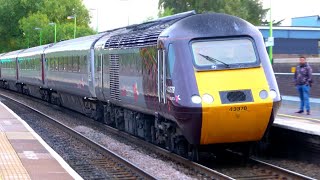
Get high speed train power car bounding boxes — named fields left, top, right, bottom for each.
left=0, top=11, right=281, bottom=159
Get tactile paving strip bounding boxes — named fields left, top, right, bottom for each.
left=0, top=132, right=31, bottom=180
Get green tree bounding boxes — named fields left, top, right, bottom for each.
left=158, top=0, right=267, bottom=25
left=0, top=0, right=94, bottom=52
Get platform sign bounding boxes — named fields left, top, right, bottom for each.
left=291, top=67, right=296, bottom=73
left=265, top=37, right=274, bottom=47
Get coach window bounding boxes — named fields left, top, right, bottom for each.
left=35, top=58, right=40, bottom=71
left=32, top=58, right=34, bottom=70
left=66, top=56, right=72, bottom=72
left=50, top=58, right=54, bottom=71
left=62, top=57, right=67, bottom=71
left=167, top=43, right=175, bottom=79
left=32, top=58, right=36, bottom=70
left=55, top=58, right=58, bottom=71
left=73, top=56, right=80, bottom=72
left=58, top=57, right=63, bottom=71
left=80, top=55, right=86, bottom=73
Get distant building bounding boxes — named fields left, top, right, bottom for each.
left=258, top=15, right=320, bottom=58
left=292, top=15, right=320, bottom=27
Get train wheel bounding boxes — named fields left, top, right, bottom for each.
left=175, top=138, right=188, bottom=158
left=189, top=145, right=199, bottom=161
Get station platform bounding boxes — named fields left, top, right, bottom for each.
left=274, top=96, right=320, bottom=136
left=0, top=102, right=82, bottom=180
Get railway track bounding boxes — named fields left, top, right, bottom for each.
left=0, top=90, right=317, bottom=179
left=0, top=93, right=155, bottom=180
left=246, top=158, right=316, bottom=180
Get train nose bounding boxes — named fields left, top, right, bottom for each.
left=194, top=67, right=274, bottom=145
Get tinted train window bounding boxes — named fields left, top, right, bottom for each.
left=167, top=44, right=175, bottom=78
left=73, top=56, right=80, bottom=72
left=191, top=38, right=259, bottom=70
left=80, top=55, right=87, bottom=73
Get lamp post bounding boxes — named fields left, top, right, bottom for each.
left=268, top=0, right=273, bottom=64
left=34, top=27, right=42, bottom=46
left=49, top=22, right=57, bottom=43
left=90, top=8, right=99, bottom=33
left=67, top=15, right=77, bottom=38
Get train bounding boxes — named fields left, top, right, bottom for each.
left=0, top=11, right=281, bottom=159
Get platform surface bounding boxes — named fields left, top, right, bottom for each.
left=0, top=101, right=82, bottom=180
left=274, top=96, right=320, bottom=136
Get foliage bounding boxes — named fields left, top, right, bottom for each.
left=158, top=0, right=267, bottom=25
left=261, top=18, right=284, bottom=26
left=0, top=0, right=94, bottom=52
left=158, top=7, right=175, bottom=18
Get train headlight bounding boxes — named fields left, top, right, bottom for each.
left=259, top=90, right=268, bottom=99
left=191, top=95, right=202, bottom=104
left=269, top=90, right=277, bottom=99
left=202, top=94, right=214, bottom=104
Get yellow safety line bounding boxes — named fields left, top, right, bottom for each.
left=0, top=132, right=31, bottom=180
left=277, top=113, right=320, bottom=122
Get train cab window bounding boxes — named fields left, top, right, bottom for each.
left=167, top=44, right=175, bottom=78
left=191, top=38, right=259, bottom=70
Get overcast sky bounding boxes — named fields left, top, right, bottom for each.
left=82, top=0, right=320, bottom=31
left=82, top=0, right=158, bottom=32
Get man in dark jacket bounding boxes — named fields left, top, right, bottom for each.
left=294, top=56, right=312, bottom=115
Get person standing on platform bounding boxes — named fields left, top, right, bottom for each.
left=294, top=56, right=313, bottom=115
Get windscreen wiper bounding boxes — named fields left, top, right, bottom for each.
left=198, top=53, right=230, bottom=68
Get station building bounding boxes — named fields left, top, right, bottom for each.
left=258, top=15, right=320, bottom=58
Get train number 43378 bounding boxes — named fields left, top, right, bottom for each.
left=229, top=106, right=248, bottom=111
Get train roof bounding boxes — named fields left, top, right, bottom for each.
left=94, top=28, right=130, bottom=50
left=17, top=44, right=53, bottom=58
left=0, top=49, right=25, bottom=60
left=160, top=12, right=260, bottom=41
left=44, top=33, right=105, bottom=54
left=100, top=11, right=196, bottom=49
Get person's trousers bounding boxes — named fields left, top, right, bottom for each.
left=296, top=85, right=310, bottom=111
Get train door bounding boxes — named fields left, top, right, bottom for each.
left=41, top=54, right=46, bottom=85
left=15, top=57, right=19, bottom=81
left=157, top=41, right=167, bottom=113
left=94, top=53, right=104, bottom=99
